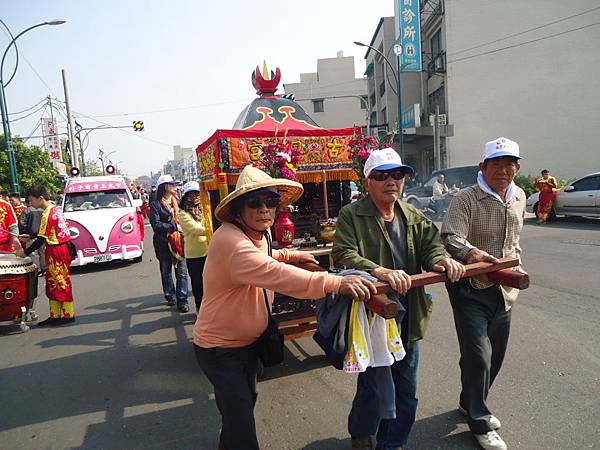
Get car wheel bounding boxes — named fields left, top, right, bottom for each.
left=533, top=203, right=540, bottom=220
left=548, top=207, right=556, bottom=221
left=133, top=255, right=143, bottom=263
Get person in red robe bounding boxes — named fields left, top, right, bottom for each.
left=0, top=196, right=25, bottom=256
left=24, top=184, right=75, bottom=327
left=534, top=169, right=558, bottom=224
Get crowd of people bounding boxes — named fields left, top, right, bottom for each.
left=0, top=135, right=532, bottom=450
left=143, top=137, right=524, bottom=450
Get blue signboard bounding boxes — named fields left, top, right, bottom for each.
left=398, top=0, right=422, bottom=72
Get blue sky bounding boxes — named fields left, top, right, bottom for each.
left=2, top=0, right=393, bottom=178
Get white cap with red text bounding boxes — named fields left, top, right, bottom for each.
left=363, top=147, right=415, bottom=178
left=483, top=137, right=521, bottom=161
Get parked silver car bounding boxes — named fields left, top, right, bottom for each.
left=525, top=172, right=600, bottom=219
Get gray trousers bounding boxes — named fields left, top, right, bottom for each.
left=445, top=280, right=511, bottom=434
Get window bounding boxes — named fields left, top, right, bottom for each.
left=381, top=107, right=387, bottom=125
left=313, top=99, right=324, bottom=113
left=428, top=86, right=446, bottom=116
left=360, top=95, right=368, bottom=110
left=431, top=29, right=442, bottom=56
left=370, top=93, right=376, bottom=108
left=379, top=81, right=386, bottom=97
left=572, top=176, right=600, bottom=191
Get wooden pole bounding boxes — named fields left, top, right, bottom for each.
left=291, top=257, right=526, bottom=320
left=321, top=170, right=329, bottom=219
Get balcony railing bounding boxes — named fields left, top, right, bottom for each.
left=421, top=0, right=444, bottom=30
left=427, top=51, right=446, bottom=75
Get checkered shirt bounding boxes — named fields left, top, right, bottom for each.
left=441, top=184, right=526, bottom=309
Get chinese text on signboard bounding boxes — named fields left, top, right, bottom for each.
left=41, top=118, right=62, bottom=163
left=399, top=0, right=422, bottom=72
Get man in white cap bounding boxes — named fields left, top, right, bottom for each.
left=333, top=147, right=465, bottom=450
left=441, top=137, right=527, bottom=450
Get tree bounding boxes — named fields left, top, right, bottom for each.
left=0, top=136, right=63, bottom=195
left=83, top=160, right=104, bottom=176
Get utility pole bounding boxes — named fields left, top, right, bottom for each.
left=61, top=69, right=78, bottom=169
left=431, top=105, right=441, bottom=171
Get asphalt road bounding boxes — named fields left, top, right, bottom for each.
left=1, top=216, right=599, bottom=450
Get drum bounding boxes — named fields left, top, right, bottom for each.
left=0, top=254, right=38, bottom=329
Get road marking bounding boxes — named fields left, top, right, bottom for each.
left=123, top=398, right=195, bottom=418
left=208, top=393, right=215, bottom=400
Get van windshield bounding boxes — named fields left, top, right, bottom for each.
left=64, top=189, right=131, bottom=211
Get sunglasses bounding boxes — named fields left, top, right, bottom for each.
left=368, top=170, right=406, bottom=181
left=244, top=196, right=280, bottom=209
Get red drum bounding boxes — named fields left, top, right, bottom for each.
left=0, top=254, right=38, bottom=332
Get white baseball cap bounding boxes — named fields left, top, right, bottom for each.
left=157, top=174, right=179, bottom=186
left=363, top=147, right=415, bottom=178
left=483, top=137, right=521, bottom=161
left=182, top=181, right=200, bottom=196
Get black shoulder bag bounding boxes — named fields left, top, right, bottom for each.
left=256, top=231, right=285, bottom=367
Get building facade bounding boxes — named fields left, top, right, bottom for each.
left=283, top=52, right=368, bottom=129
left=362, top=15, right=449, bottom=180
left=442, top=0, right=599, bottom=178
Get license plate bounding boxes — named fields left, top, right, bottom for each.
left=93, top=254, right=113, bottom=263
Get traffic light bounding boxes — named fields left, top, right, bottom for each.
left=105, top=165, right=116, bottom=175
left=133, top=121, right=144, bottom=131
left=69, top=167, right=80, bottom=177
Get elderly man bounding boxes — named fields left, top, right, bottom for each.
left=333, top=147, right=465, bottom=450
left=441, top=137, right=526, bottom=450
left=432, top=174, right=449, bottom=218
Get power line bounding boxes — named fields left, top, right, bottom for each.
left=9, top=102, right=48, bottom=122
left=88, top=98, right=250, bottom=118
left=8, top=97, right=47, bottom=116
left=448, top=21, right=600, bottom=64
left=448, top=5, right=600, bottom=57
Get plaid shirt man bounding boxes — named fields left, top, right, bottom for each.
left=441, top=183, right=526, bottom=310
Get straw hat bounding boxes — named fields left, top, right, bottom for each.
left=215, top=165, right=303, bottom=223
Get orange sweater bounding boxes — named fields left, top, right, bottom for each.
left=194, top=223, right=341, bottom=348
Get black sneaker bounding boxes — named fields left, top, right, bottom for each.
left=37, top=317, right=59, bottom=327
left=50, top=317, right=76, bottom=326
left=178, top=304, right=190, bottom=313
left=165, top=299, right=175, bottom=306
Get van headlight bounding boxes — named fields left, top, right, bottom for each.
left=68, top=227, right=80, bottom=239
left=121, top=222, right=134, bottom=233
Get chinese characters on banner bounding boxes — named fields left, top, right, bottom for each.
left=399, top=0, right=422, bottom=72
left=41, top=117, right=62, bottom=163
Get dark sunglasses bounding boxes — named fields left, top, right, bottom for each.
left=368, top=170, right=406, bottom=181
left=244, top=196, right=280, bottom=209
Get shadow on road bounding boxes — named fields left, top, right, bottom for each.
left=0, top=293, right=221, bottom=449
left=304, top=410, right=478, bottom=450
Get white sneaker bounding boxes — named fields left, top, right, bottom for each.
left=474, top=430, right=507, bottom=450
left=458, top=406, right=501, bottom=429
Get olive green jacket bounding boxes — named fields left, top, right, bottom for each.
left=332, top=195, right=448, bottom=347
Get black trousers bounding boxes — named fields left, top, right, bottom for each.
left=194, top=343, right=260, bottom=450
left=186, top=256, right=206, bottom=312
left=445, top=280, right=511, bottom=434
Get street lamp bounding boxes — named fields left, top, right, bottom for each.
left=0, top=19, right=66, bottom=194
left=98, top=149, right=116, bottom=174
left=354, top=40, right=404, bottom=160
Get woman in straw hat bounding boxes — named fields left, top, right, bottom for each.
left=193, top=165, right=376, bottom=450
